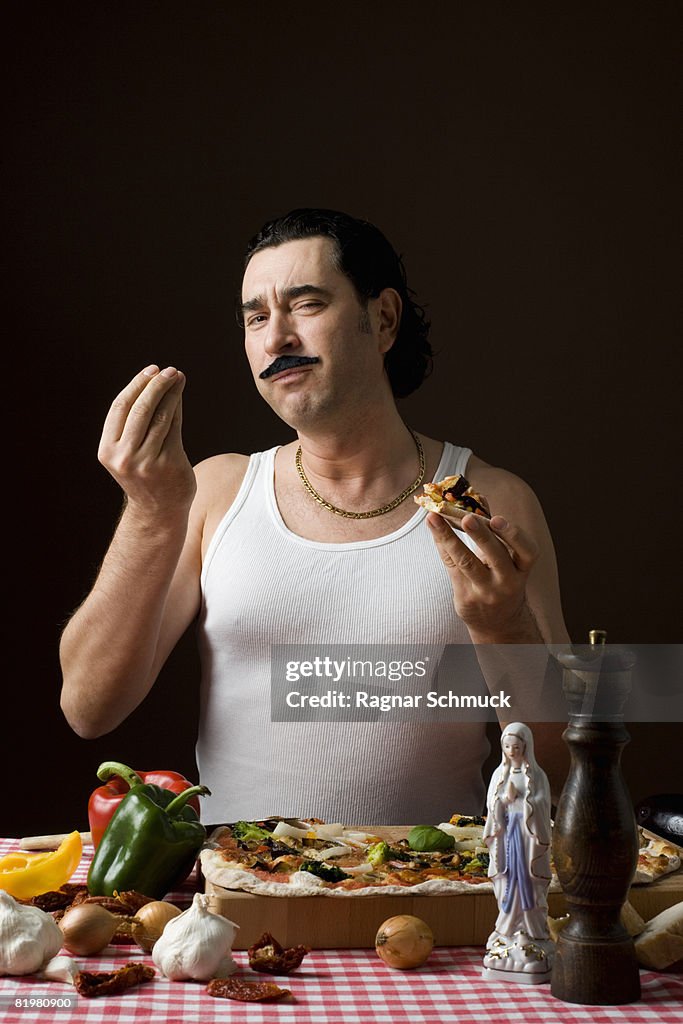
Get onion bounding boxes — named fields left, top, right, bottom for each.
left=375, top=915, right=434, bottom=970
left=314, top=845, right=352, bottom=861
left=131, top=901, right=182, bottom=952
left=59, top=904, right=119, bottom=955
left=315, top=823, right=344, bottom=838
left=272, top=822, right=312, bottom=840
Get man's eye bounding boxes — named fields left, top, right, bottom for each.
left=296, top=302, right=323, bottom=312
left=247, top=314, right=268, bottom=327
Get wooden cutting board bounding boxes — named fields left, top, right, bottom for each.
left=203, top=825, right=683, bottom=949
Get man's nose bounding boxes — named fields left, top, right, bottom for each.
left=264, top=310, right=300, bottom=355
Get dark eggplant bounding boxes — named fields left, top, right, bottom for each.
left=635, top=793, right=683, bottom=846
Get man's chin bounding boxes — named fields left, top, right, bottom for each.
left=258, top=389, right=310, bottom=428
left=260, top=391, right=334, bottom=434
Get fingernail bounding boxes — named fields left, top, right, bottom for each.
left=161, top=366, right=178, bottom=378
left=491, top=516, right=509, bottom=531
left=143, top=364, right=159, bottom=376
left=465, top=514, right=480, bottom=530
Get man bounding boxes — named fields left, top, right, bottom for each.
left=60, top=208, right=570, bottom=825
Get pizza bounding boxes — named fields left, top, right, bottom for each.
left=200, top=818, right=680, bottom=898
left=200, top=815, right=495, bottom=898
left=634, top=828, right=681, bottom=884
left=414, top=474, right=490, bottom=527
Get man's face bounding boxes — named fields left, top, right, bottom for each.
left=241, top=236, right=392, bottom=430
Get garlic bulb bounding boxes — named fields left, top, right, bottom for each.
left=152, top=892, right=239, bottom=981
left=0, top=891, right=63, bottom=976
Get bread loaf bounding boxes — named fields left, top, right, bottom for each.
left=634, top=901, right=683, bottom=969
left=620, top=900, right=646, bottom=937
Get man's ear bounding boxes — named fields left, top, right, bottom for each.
left=376, top=288, right=402, bottom=354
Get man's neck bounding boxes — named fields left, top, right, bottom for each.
left=296, top=411, right=411, bottom=468
left=295, top=408, right=417, bottom=497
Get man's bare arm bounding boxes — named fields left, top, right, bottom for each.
left=426, top=460, right=571, bottom=800
left=59, top=365, right=200, bottom=738
left=477, top=466, right=572, bottom=802
left=59, top=502, right=202, bottom=737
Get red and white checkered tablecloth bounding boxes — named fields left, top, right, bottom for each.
left=1, top=838, right=681, bottom=1024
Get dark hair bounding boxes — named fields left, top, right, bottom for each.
left=242, top=208, right=433, bottom=398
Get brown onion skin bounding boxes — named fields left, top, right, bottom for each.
left=58, top=904, right=118, bottom=955
left=375, top=914, right=434, bottom=970
left=131, top=901, right=182, bottom=952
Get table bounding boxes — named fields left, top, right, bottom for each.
left=1, top=838, right=681, bottom=1023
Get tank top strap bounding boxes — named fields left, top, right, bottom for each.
left=440, top=441, right=472, bottom=478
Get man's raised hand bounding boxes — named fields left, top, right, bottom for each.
left=98, top=365, right=197, bottom=514
left=426, top=510, right=541, bottom=642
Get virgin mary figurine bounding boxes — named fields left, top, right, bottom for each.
left=482, top=722, right=555, bottom=983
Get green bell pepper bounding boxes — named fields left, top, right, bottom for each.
left=87, top=762, right=210, bottom=900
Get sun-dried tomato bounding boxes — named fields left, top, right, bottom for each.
left=207, top=977, right=292, bottom=1002
left=248, top=932, right=310, bottom=974
left=74, top=962, right=155, bottom=998
left=113, top=890, right=154, bottom=914
left=29, top=884, right=89, bottom=912
left=68, top=888, right=149, bottom=913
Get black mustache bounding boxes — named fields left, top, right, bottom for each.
left=259, top=356, right=320, bottom=379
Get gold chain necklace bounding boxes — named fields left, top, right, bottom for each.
left=295, top=430, right=425, bottom=520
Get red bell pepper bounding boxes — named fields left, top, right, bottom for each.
left=88, top=761, right=202, bottom=848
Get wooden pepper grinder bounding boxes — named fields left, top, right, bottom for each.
left=551, top=630, right=641, bottom=1005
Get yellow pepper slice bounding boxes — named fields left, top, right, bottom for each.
left=0, top=850, right=56, bottom=870
left=0, top=831, right=82, bottom=899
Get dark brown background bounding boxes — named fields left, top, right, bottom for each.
left=4, top=4, right=681, bottom=837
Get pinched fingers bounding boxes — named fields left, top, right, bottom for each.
left=100, top=364, right=161, bottom=445
left=142, top=380, right=188, bottom=464
left=129, top=373, right=186, bottom=459
left=96, top=365, right=196, bottom=512
left=117, top=367, right=184, bottom=452
left=98, top=366, right=187, bottom=474
left=100, top=364, right=181, bottom=448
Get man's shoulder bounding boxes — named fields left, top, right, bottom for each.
left=464, top=455, right=544, bottom=521
left=193, top=453, right=252, bottom=511
left=423, top=438, right=543, bottom=518
left=194, top=452, right=251, bottom=481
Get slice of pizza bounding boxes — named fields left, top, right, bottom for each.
left=634, top=828, right=682, bottom=884
left=414, top=474, right=490, bottom=527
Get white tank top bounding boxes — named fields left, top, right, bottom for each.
left=196, top=441, right=490, bottom=826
